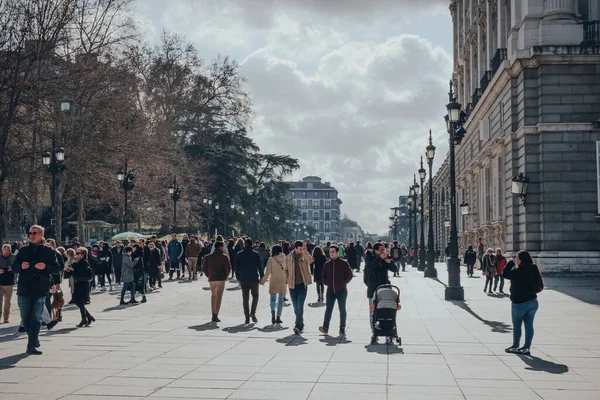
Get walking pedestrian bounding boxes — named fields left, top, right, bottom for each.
left=11, top=225, right=60, bottom=354
left=235, top=238, right=264, bottom=324
left=202, top=241, right=231, bottom=323
left=399, top=244, right=408, bottom=272
left=260, top=245, right=286, bottom=325
left=390, top=241, right=402, bottom=277
left=66, top=247, right=95, bottom=327
left=185, top=235, right=202, bottom=280
left=494, top=248, right=507, bottom=293
left=285, top=240, right=314, bottom=335
left=0, top=244, right=16, bottom=323
left=476, top=238, right=484, bottom=265
left=346, top=243, right=358, bottom=272
left=319, top=245, right=353, bottom=336
left=119, top=246, right=137, bottom=305
left=111, top=241, right=124, bottom=284
left=464, top=245, right=477, bottom=277
left=311, top=246, right=326, bottom=302
left=147, top=242, right=162, bottom=289
left=181, top=234, right=190, bottom=279
left=504, top=251, right=543, bottom=356
left=355, top=241, right=364, bottom=272
left=256, top=242, right=269, bottom=269
left=482, top=248, right=497, bottom=294
left=364, top=242, right=397, bottom=344
left=167, top=234, right=184, bottom=280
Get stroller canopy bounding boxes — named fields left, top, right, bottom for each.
left=375, top=287, right=399, bottom=310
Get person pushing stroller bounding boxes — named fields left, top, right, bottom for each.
left=364, top=242, right=398, bottom=343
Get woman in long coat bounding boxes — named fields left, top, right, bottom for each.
left=346, top=243, right=358, bottom=271
left=260, top=245, right=287, bottom=325
left=66, top=247, right=95, bottom=327
left=311, top=246, right=327, bottom=302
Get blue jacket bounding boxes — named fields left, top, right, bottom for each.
left=168, top=240, right=184, bottom=262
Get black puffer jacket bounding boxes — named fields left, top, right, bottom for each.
left=11, top=242, right=60, bottom=298
left=363, top=252, right=397, bottom=298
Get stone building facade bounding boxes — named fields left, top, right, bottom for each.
left=428, top=0, right=600, bottom=272
left=287, top=176, right=342, bottom=243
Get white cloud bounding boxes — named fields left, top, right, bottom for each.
left=131, top=0, right=453, bottom=235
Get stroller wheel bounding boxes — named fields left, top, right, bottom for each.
left=370, top=336, right=376, bottom=345
left=397, top=337, right=402, bottom=346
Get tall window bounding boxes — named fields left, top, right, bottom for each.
left=301, top=200, right=307, bottom=209
left=314, top=191, right=318, bottom=198
left=292, top=191, right=296, bottom=199
left=302, top=191, right=306, bottom=199
left=325, top=201, right=330, bottom=208
left=497, top=155, right=504, bottom=220
left=314, top=223, right=319, bottom=230
left=302, top=213, right=307, bottom=221
left=325, top=192, right=330, bottom=199
left=325, top=212, right=330, bottom=220
left=325, top=223, right=330, bottom=231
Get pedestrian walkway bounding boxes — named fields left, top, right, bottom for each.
left=0, top=263, right=599, bottom=399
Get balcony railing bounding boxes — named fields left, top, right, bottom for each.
left=479, top=70, right=493, bottom=93
left=491, top=48, right=507, bottom=75
left=583, top=20, right=600, bottom=45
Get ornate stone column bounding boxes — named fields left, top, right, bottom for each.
left=540, top=0, right=583, bottom=45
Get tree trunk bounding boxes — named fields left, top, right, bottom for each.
left=0, top=181, right=5, bottom=244
left=77, top=190, right=85, bottom=245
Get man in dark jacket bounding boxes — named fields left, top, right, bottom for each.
left=363, top=242, right=397, bottom=338
left=11, top=225, right=60, bottom=354
left=111, top=241, right=124, bottom=284
left=235, top=238, right=264, bottom=324
left=355, top=241, right=364, bottom=272
left=319, top=245, right=353, bottom=335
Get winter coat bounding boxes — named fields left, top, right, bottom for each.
left=355, top=244, right=364, bottom=259
left=311, top=251, right=326, bottom=283
left=464, top=249, right=477, bottom=265
left=0, top=253, right=15, bottom=286
left=503, top=261, right=543, bottom=304
left=346, top=246, right=357, bottom=269
left=390, top=246, right=402, bottom=261
left=111, top=246, right=124, bottom=269
left=70, top=258, right=93, bottom=302
left=148, top=248, right=162, bottom=272
left=168, top=239, right=184, bottom=262
left=363, top=252, right=397, bottom=298
left=482, top=254, right=497, bottom=277
left=121, top=254, right=135, bottom=283
left=321, top=258, right=353, bottom=293
left=260, top=254, right=287, bottom=294
left=11, top=242, right=60, bottom=298
left=202, top=251, right=231, bottom=282
left=235, top=248, right=264, bottom=284
left=256, top=247, right=269, bottom=268
left=185, top=241, right=202, bottom=258
left=50, top=248, right=64, bottom=284
left=285, top=249, right=314, bottom=289
left=96, top=250, right=112, bottom=275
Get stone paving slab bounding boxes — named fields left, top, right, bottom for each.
left=1, top=263, right=600, bottom=399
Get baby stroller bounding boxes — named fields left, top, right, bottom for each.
left=370, top=284, right=401, bottom=345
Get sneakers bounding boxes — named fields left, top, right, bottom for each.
left=293, top=327, right=300, bottom=335
left=120, top=300, right=126, bottom=305
left=129, top=299, right=139, bottom=304
left=319, top=326, right=329, bottom=335
left=505, top=346, right=519, bottom=354
left=26, top=348, right=42, bottom=355
left=517, top=347, right=531, bottom=356
left=339, top=326, right=346, bottom=336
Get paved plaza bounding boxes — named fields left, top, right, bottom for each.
left=1, top=264, right=599, bottom=400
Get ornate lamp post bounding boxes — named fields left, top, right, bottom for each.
left=425, top=129, right=437, bottom=278
left=117, top=159, right=134, bottom=231
left=168, top=176, right=182, bottom=229
left=418, top=157, right=427, bottom=271
left=42, top=134, right=66, bottom=241
left=202, top=197, right=213, bottom=235
left=411, top=176, right=419, bottom=269
left=444, top=80, right=465, bottom=300
left=407, top=193, right=413, bottom=257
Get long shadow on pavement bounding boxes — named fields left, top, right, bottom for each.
left=0, top=353, right=29, bottom=369
left=450, top=301, right=512, bottom=334
left=276, top=334, right=307, bottom=346
left=319, top=336, right=352, bottom=346
left=517, top=355, right=569, bottom=374
left=189, top=322, right=219, bottom=331
left=223, top=323, right=257, bottom=334
left=308, top=302, right=325, bottom=308
left=365, top=344, right=403, bottom=355
left=256, top=325, right=288, bottom=333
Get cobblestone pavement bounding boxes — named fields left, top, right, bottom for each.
left=1, top=263, right=599, bottom=399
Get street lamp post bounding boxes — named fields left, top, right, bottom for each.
left=168, top=176, right=181, bottom=229
left=411, top=176, right=419, bottom=269
left=407, top=194, right=413, bottom=255
left=202, top=198, right=213, bottom=236
left=214, top=203, right=220, bottom=235
left=117, top=159, right=134, bottom=231
left=425, top=129, right=437, bottom=278
left=444, top=81, right=465, bottom=300
left=42, top=133, right=66, bottom=241
left=418, top=157, right=427, bottom=271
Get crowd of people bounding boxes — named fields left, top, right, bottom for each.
left=1, top=228, right=543, bottom=357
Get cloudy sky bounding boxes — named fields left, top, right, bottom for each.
left=133, top=0, right=453, bottom=235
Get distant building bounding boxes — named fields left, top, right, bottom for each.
left=287, top=176, right=342, bottom=243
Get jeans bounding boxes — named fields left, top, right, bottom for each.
left=114, top=266, right=122, bottom=283
left=289, top=283, right=307, bottom=329
left=241, top=283, right=259, bottom=317
left=121, top=282, right=136, bottom=302
left=270, top=293, right=285, bottom=317
left=18, top=295, right=46, bottom=350
left=323, top=288, right=348, bottom=329
left=494, top=275, right=505, bottom=292
left=511, top=299, right=539, bottom=349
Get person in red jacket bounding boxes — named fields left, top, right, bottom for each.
left=319, top=245, right=353, bottom=336
left=494, top=248, right=507, bottom=294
